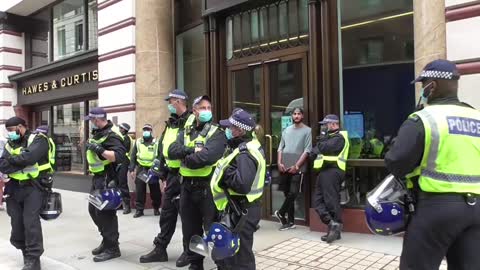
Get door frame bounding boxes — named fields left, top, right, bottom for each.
left=226, top=48, right=311, bottom=225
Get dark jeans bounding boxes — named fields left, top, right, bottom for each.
left=400, top=194, right=480, bottom=270
left=180, top=178, right=217, bottom=266
left=89, top=175, right=119, bottom=248
left=6, top=181, right=45, bottom=259
left=135, top=167, right=162, bottom=210
left=278, top=173, right=303, bottom=223
left=154, top=170, right=182, bottom=249
left=313, top=167, right=344, bottom=224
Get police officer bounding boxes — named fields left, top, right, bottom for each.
left=140, top=89, right=193, bottom=266
left=311, top=114, right=349, bottom=243
left=0, top=117, right=50, bottom=270
left=211, top=109, right=265, bottom=269
left=169, top=95, right=226, bottom=270
left=129, top=124, right=162, bottom=218
left=385, top=59, right=480, bottom=270
left=118, top=123, right=133, bottom=214
left=85, top=107, right=126, bottom=262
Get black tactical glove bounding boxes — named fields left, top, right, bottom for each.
left=107, top=180, right=117, bottom=188
left=86, top=143, right=105, bottom=156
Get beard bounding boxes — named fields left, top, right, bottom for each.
left=293, top=118, right=303, bottom=124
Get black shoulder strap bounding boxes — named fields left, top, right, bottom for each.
left=238, top=142, right=248, bottom=153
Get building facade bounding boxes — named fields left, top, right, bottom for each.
left=0, top=0, right=479, bottom=232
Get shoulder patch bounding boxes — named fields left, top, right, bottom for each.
left=238, top=143, right=248, bottom=152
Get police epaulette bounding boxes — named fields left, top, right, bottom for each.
left=238, top=143, right=248, bottom=152
left=200, top=123, right=212, bottom=137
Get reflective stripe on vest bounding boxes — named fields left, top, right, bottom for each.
left=86, top=136, right=110, bottom=173
left=163, top=114, right=196, bottom=168
left=409, top=105, right=480, bottom=194
left=136, top=138, right=158, bottom=167
left=210, top=139, right=266, bottom=211
left=6, top=134, right=40, bottom=180
left=179, top=125, right=219, bottom=177
left=38, top=136, right=56, bottom=172
left=313, top=131, right=350, bottom=171
left=126, top=135, right=134, bottom=160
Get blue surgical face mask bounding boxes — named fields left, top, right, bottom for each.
left=168, top=104, right=177, bottom=115
left=143, top=131, right=152, bottom=138
left=198, top=110, right=213, bottom=123
left=225, top=128, right=234, bottom=140
left=8, top=131, right=20, bottom=141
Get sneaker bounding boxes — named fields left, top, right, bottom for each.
left=274, top=210, right=287, bottom=225
left=279, top=223, right=296, bottom=231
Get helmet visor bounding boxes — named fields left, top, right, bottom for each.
left=367, top=174, right=406, bottom=213
left=189, top=235, right=211, bottom=258
left=87, top=194, right=109, bottom=210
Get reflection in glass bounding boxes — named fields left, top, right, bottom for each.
left=176, top=25, right=206, bottom=99
left=88, top=0, right=98, bottom=50
left=338, top=0, right=415, bottom=208
left=53, top=0, right=85, bottom=60
left=29, top=9, right=50, bottom=68
left=232, top=67, right=262, bottom=123
left=53, top=102, right=85, bottom=173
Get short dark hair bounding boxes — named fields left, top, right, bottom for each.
left=292, top=107, right=304, bottom=114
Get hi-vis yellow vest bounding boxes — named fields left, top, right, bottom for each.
left=5, top=134, right=40, bottom=181
left=313, top=131, right=350, bottom=171
left=408, top=105, right=480, bottom=194
left=38, top=136, right=56, bottom=172
left=163, top=114, right=195, bottom=169
left=126, top=135, right=134, bottom=160
left=86, top=126, right=124, bottom=174
left=136, top=138, right=159, bottom=167
left=211, top=139, right=266, bottom=211
left=179, top=124, right=219, bottom=177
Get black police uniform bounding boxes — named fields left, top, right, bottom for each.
left=118, top=133, right=131, bottom=211
left=129, top=136, right=162, bottom=213
left=88, top=121, right=126, bottom=259
left=312, top=130, right=346, bottom=226
left=151, top=111, right=192, bottom=256
left=385, top=96, right=480, bottom=270
left=0, top=130, right=49, bottom=269
left=168, top=120, right=226, bottom=269
left=215, top=136, right=263, bottom=270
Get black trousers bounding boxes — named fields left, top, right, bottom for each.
left=400, top=193, right=480, bottom=270
left=154, top=169, right=182, bottom=249
left=180, top=178, right=217, bottom=266
left=117, top=162, right=130, bottom=202
left=278, top=173, right=303, bottom=223
left=313, top=167, right=344, bottom=224
left=217, top=204, right=261, bottom=270
left=135, top=167, right=162, bottom=210
left=89, top=175, right=119, bottom=248
left=6, top=181, right=45, bottom=259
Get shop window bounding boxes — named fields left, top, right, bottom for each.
left=226, top=0, right=309, bottom=60
left=53, top=102, right=85, bottom=174
left=88, top=0, right=98, bottom=50
left=53, top=0, right=85, bottom=60
left=75, top=21, right=84, bottom=51
left=176, top=25, right=206, bottom=99
left=337, top=0, right=414, bottom=208
left=29, top=8, right=50, bottom=67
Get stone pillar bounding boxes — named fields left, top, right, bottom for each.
left=413, top=0, right=447, bottom=98
left=135, top=0, right=174, bottom=138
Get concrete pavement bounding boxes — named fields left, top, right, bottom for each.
left=0, top=189, right=408, bottom=270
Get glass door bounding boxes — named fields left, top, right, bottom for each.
left=229, top=53, right=309, bottom=222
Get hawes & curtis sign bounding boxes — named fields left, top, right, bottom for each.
left=21, top=70, right=98, bottom=96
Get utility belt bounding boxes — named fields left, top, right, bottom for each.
left=181, top=176, right=210, bottom=187
left=10, top=179, right=36, bottom=187
left=418, top=191, right=480, bottom=206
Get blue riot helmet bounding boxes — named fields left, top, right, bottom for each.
left=365, top=174, right=408, bottom=236
left=189, top=222, right=241, bottom=261
left=88, top=188, right=122, bottom=211
left=40, top=191, right=62, bottom=220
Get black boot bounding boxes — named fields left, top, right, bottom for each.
left=139, top=246, right=168, bottom=263
left=123, top=201, right=131, bottom=214
left=188, top=262, right=204, bottom=270
left=91, top=241, right=106, bottom=255
left=22, top=258, right=40, bottom=270
left=176, top=251, right=190, bottom=267
left=154, top=208, right=161, bottom=216
left=93, top=247, right=121, bottom=262
left=325, top=221, right=342, bottom=243
left=133, top=210, right=144, bottom=218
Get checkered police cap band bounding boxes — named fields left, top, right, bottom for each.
left=168, top=93, right=186, bottom=100
left=229, top=117, right=254, bottom=131
left=88, top=113, right=106, bottom=118
left=420, top=70, right=459, bottom=80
